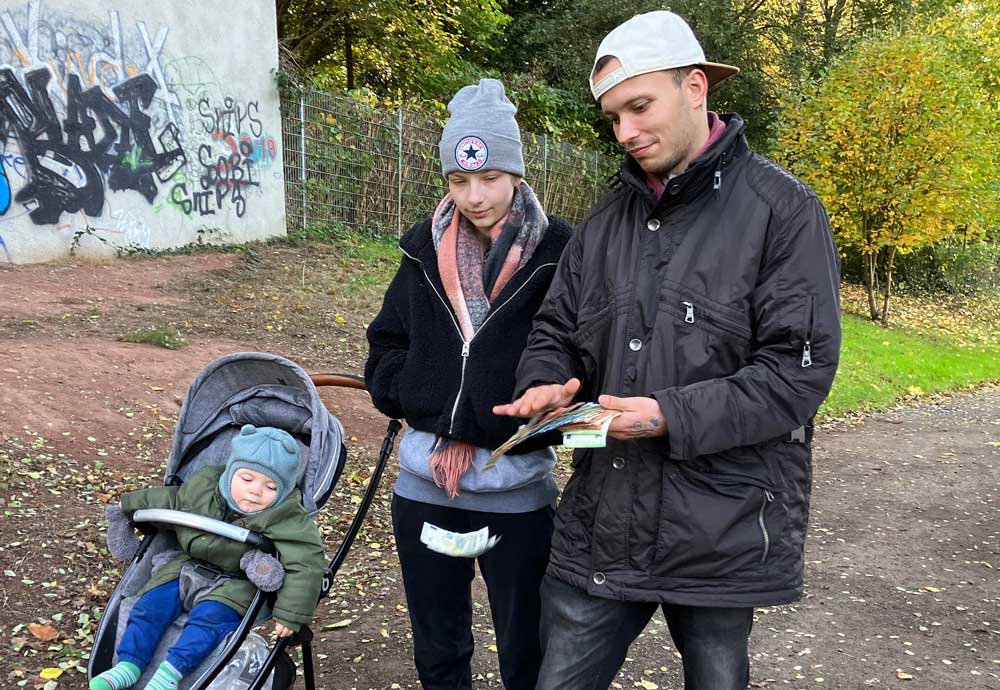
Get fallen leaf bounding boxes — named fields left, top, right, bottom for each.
left=896, top=671, right=913, bottom=680
left=28, top=624, right=60, bottom=641
left=920, top=586, right=940, bottom=593
left=638, top=681, right=658, bottom=690
left=323, top=618, right=353, bottom=629
left=39, top=668, right=63, bottom=680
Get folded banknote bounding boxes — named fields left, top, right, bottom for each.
left=420, top=522, right=501, bottom=558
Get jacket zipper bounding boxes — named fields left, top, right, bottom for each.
left=678, top=299, right=751, bottom=340
left=758, top=489, right=774, bottom=563
left=401, top=247, right=557, bottom=433
left=448, top=341, right=471, bottom=434
left=682, top=300, right=695, bottom=323
left=801, top=296, right=815, bottom=368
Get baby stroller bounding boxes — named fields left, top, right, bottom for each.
left=88, top=352, right=401, bottom=690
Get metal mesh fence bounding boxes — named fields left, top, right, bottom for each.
left=282, top=88, right=619, bottom=237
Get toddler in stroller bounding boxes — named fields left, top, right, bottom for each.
left=87, top=353, right=365, bottom=690
left=93, top=424, right=325, bottom=690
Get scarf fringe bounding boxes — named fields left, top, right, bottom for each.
left=429, top=437, right=477, bottom=498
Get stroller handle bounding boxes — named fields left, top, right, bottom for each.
left=131, top=509, right=275, bottom=552
left=310, top=373, right=366, bottom=390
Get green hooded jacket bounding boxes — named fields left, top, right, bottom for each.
left=121, top=465, right=325, bottom=631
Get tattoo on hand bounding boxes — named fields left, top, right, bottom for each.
left=627, top=417, right=663, bottom=438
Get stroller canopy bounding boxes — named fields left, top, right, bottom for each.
left=164, top=352, right=344, bottom=515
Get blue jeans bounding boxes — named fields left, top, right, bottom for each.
left=535, top=575, right=754, bottom=690
left=117, top=579, right=243, bottom=675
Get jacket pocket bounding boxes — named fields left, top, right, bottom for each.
left=656, top=290, right=752, bottom=385
left=652, top=467, right=787, bottom=579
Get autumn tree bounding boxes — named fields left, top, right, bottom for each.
left=775, top=29, right=1000, bottom=324
left=276, top=0, right=509, bottom=99
left=491, top=0, right=777, bottom=150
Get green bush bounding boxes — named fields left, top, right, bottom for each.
left=894, top=237, right=1000, bottom=295
left=840, top=236, right=1000, bottom=296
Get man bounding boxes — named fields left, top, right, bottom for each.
left=493, top=10, right=841, bottom=690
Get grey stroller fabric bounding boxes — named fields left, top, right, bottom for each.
left=165, top=352, right=344, bottom=514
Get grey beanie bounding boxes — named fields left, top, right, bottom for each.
left=439, top=78, right=525, bottom=178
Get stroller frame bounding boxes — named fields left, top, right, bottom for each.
left=89, top=362, right=400, bottom=690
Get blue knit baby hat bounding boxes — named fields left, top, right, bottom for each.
left=220, top=424, right=300, bottom=513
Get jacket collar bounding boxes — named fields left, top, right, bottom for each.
left=618, top=112, right=749, bottom=209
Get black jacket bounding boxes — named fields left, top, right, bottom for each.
left=365, top=215, right=572, bottom=451
left=515, top=114, right=841, bottom=607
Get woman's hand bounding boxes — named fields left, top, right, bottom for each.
left=274, top=623, right=294, bottom=638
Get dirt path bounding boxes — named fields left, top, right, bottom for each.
left=1, top=253, right=997, bottom=690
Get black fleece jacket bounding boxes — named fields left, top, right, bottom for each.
left=365, top=215, right=572, bottom=451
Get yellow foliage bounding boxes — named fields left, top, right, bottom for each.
left=775, top=27, right=1000, bottom=260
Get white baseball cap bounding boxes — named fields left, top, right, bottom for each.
left=590, top=11, right=739, bottom=100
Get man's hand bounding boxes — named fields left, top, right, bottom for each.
left=274, top=623, right=294, bottom=638
left=599, top=395, right=667, bottom=439
left=493, top=378, right=582, bottom=418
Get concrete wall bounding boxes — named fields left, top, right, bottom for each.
left=0, top=0, right=286, bottom=263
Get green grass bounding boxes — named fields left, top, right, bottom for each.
left=299, top=225, right=401, bottom=308
left=122, top=326, right=185, bottom=349
left=820, top=313, right=1000, bottom=418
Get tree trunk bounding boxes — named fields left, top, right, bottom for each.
left=819, top=0, right=848, bottom=71
left=863, top=252, right=880, bottom=321
left=880, top=246, right=897, bottom=326
left=345, top=22, right=354, bottom=90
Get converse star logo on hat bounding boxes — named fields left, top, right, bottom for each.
left=455, top=136, right=488, bottom=171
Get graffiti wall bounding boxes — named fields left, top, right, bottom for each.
left=0, top=0, right=285, bottom=263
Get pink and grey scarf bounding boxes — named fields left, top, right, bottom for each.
left=428, top=181, right=548, bottom=497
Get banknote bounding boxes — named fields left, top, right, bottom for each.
left=486, top=402, right=623, bottom=468
left=420, top=522, right=501, bottom=558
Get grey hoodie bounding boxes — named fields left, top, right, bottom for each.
left=394, top=427, right=558, bottom=513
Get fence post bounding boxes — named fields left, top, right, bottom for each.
left=542, top=134, right=549, bottom=204
left=397, top=108, right=404, bottom=237
left=298, top=94, right=307, bottom=230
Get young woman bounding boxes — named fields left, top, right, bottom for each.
left=364, top=78, right=572, bottom=690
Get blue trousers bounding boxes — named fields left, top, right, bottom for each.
left=535, top=575, right=754, bottom=690
left=117, top=579, right=243, bottom=676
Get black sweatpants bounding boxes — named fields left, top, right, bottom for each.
left=391, top=493, right=554, bottom=690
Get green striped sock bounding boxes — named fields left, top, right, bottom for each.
left=90, top=661, right=141, bottom=690
left=143, top=661, right=182, bottom=690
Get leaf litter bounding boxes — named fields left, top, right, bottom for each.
left=2, top=248, right=998, bottom=689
